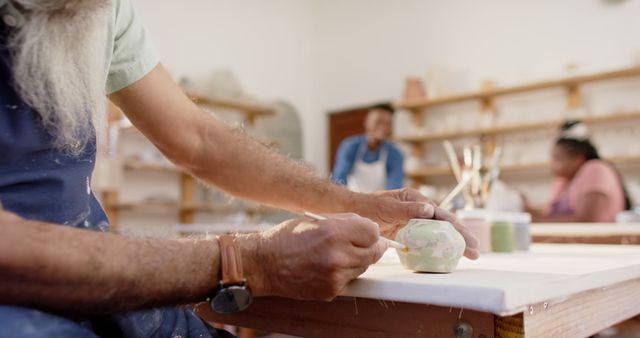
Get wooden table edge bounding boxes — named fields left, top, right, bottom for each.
left=195, top=277, right=640, bottom=338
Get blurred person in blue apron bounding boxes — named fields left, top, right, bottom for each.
left=332, top=104, right=405, bottom=193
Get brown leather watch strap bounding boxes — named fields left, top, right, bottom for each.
left=218, top=234, right=244, bottom=285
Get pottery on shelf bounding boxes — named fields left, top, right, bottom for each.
left=403, top=77, right=426, bottom=101
left=395, top=219, right=466, bottom=273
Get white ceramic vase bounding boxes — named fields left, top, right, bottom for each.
left=395, top=219, right=465, bottom=273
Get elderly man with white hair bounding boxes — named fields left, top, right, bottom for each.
left=0, top=0, right=478, bottom=337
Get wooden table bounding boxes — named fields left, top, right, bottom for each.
left=196, top=244, right=640, bottom=338
left=531, top=223, right=640, bottom=244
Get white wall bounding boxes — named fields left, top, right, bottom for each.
left=313, top=0, right=640, bottom=109
left=133, top=0, right=323, bottom=170
left=133, top=0, right=640, bottom=205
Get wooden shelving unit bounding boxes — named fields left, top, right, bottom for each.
left=407, top=155, right=640, bottom=179
left=395, top=66, right=640, bottom=184
left=104, top=93, right=277, bottom=231
left=396, top=66, right=640, bottom=112
left=396, top=111, right=640, bottom=143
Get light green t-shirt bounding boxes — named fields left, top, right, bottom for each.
left=104, top=0, right=159, bottom=94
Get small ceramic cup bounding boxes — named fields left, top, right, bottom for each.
left=395, top=219, right=466, bottom=273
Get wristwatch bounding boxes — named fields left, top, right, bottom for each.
left=209, top=234, right=253, bottom=314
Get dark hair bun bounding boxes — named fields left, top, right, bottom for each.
left=560, top=120, right=581, bottom=132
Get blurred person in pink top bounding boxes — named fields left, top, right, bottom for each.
left=526, top=121, right=632, bottom=222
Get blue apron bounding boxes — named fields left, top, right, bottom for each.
left=0, top=25, right=108, bottom=231
left=0, top=23, right=232, bottom=338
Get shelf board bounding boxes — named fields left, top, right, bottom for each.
left=407, top=155, right=640, bottom=179
left=395, top=66, right=640, bottom=110
left=186, top=92, right=276, bottom=117
left=608, top=155, right=640, bottom=166
left=406, top=166, right=453, bottom=177
left=397, top=120, right=557, bottom=143
left=396, top=111, right=640, bottom=143
left=123, top=159, right=180, bottom=173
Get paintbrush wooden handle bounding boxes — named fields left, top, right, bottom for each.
left=303, top=211, right=407, bottom=250
left=443, top=141, right=462, bottom=183
left=439, top=175, right=472, bottom=209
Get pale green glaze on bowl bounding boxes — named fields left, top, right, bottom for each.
left=395, top=219, right=466, bottom=273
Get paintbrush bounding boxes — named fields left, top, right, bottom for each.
left=443, top=141, right=462, bottom=183
left=443, top=141, right=474, bottom=208
left=471, top=145, right=483, bottom=206
left=303, top=211, right=407, bottom=251
left=481, top=146, right=502, bottom=203
left=462, top=146, right=475, bottom=209
left=438, top=175, right=472, bottom=210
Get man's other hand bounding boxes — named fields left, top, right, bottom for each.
left=355, top=188, right=479, bottom=260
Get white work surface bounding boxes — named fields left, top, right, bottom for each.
left=343, top=243, right=640, bottom=316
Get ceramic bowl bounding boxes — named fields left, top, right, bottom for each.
left=395, top=219, right=466, bottom=273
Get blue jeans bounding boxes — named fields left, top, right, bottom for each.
left=0, top=306, right=234, bottom=338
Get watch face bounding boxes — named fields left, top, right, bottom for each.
left=210, top=285, right=253, bottom=314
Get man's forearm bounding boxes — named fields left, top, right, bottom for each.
left=0, top=218, right=220, bottom=314
left=184, top=114, right=362, bottom=215
left=110, top=65, right=360, bottom=216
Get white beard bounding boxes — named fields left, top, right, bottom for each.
left=8, top=0, right=111, bottom=155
